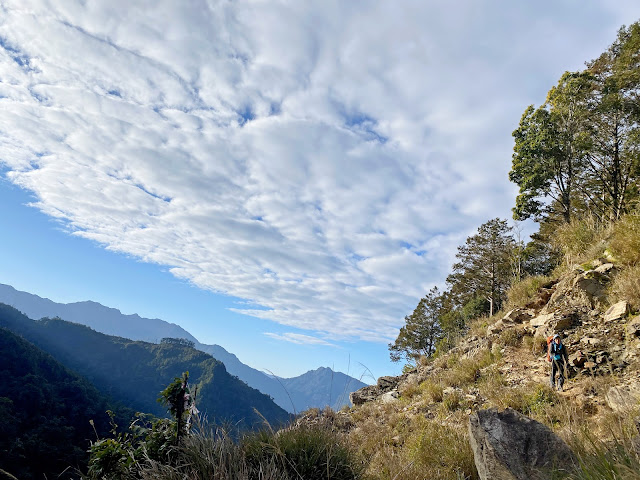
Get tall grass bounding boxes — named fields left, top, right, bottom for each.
left=136, top=420, right=364, bottom=480
left=552, top=217, right=607, bottom=266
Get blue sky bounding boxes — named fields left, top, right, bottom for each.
left=1, top=1, right=640, bottom=380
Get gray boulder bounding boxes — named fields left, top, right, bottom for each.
left=469, top=408, right=576, bottom=480
left=349, top=385, right=380, bottom=406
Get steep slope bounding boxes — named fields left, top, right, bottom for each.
left=339, top=258, right=640, bottom=480
left=0, top=304, right=290, bottom=428
left=0, top=327, right=134, bottom=480
left=0, top=283, right=366, bottom=411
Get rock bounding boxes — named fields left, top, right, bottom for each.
left=580, top=337, right=602, bottom=347
left=487, top=319, right=506, bottom=335
left=584, top=361, right=597, bottom=369
left=380, top=390, right=400, bottom=404
left=604, top=301, right=629, bottom=323
left=503, top=309, right=534, bottom=324
left=573, top=271, right=609, bottom=300
left=469, top=408, right=576, bottom=480
left=594, top=263, right=616, bottom=274
left=570, top=351, right=587, bottom=368
left=377, top=375, right=399, bottom=392
left=605, top=385, right=640, bottom=413
left=627, top=316, right=640, bottom=338
left=350, top=385, right=380, bottom=406
left=530, top=313, right=555, bottom=328
left=529, top=310, right=579, bottom=337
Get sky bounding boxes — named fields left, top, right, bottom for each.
left=1, top=1, right=640, bottom=381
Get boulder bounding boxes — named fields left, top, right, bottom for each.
left=573, top=271, right=609, bottom=300
left=627, top=316, right=640, bottom=338
left=594, top=263, right=616, bottom=274
left=380, top=390, right=400, bottom=404
left=605, top=385, right=640, bottom=413
left=469, top=408, right=576, bottom=480
left=503, top=309, right=534, bottom=324
left=377, top=375, right=399, bottom=392
left=569, top=351, right=587, bottom=369
left=349, top=385, right=380, bottom=406
left=529, top=310, right=579, bottom=337
left=604, top=301, right=629, bottom=323
left=530, top=313, right=555, bottom=328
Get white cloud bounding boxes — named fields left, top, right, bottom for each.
left=264, top=332, right=338, bottom=347
left=1, top=1, right=639, bottom=342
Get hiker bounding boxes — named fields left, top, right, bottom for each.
left=548, top=334, right=569, bottom=391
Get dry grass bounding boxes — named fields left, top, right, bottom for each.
left=609, top=213, right=640, bottom=266
left=506, top=275, right=555, bottom=310
left=610, top=264, right=640, bottom=311
left=552, top=217, right=608, bottom=266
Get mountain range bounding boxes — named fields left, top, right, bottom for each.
left=0, top=303, right=289, bottom=428
left=0, top=283, right=366, bottom=412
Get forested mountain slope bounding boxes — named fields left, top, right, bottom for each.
left=0, top=327, right=134, bottom=480
left=0, top=304, right=290, bottom=429
left=0, top=283, right=366, bottom=412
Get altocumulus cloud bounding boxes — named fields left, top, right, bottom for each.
left=0, top=1, right=638, bottom=343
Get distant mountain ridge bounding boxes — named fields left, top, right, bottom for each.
left=0, top=283, right=367, bottom=412
left=0, top=303, right=289, bottom=428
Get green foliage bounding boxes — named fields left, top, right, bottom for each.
left=552, top=217, right=605, bottom=264
left=0, top=304, right=289, bottom=430
left=0, top=324, right=134, bottom=480
left=446, top=218, right=515, bottom=316
left=389, top=287, right=444, bottom=363
left=510, top=21, right=640, bottom=226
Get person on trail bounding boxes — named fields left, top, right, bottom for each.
left=548, top=334, right=569, bottom=391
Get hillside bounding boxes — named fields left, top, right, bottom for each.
left=0, top=327, right=134, bottom=480
left=339, top=245, right=640, bottom=479
left=0, top=304, right=290, bottom=429
left=0, top=283, right=366, bottom=412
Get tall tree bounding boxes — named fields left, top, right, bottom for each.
left=509, top=72, right=591, bottom=223
left=446, top=218, right=515, bottom=316
left=389, top=287, right=444, bottom=364
left=582, top=23, right=640, bottom=221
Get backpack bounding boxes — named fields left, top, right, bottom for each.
left=547, top=337, right=564, bottom=361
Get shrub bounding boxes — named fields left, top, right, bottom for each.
left=441, top=390, right=463, bottom=413
left=498, top=327, right=522, bottom=347
left=423, top=380, right=444, bottom=403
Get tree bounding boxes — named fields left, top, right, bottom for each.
left=158, top=371, right=196, bottom=445
left=510, top=72, right=591, bottom=223
left=581, top=23, right=640, bottom=221
left=446, top=218, right=515, bottom=316
left=389, top=287, right=444, bottom=364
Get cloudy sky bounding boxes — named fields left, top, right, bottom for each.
left=1, top=0, right=639, bottom=379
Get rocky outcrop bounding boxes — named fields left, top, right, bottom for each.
left=350, top=374, right=405, bottom=405
left=488, top=309, right=534, bottom=335
left=605, top=384, right=640, bottom=413
left=350, top=385, right=380, bottom=406
left=469, top=408, right=576, bottom=480
left=605, top=301, right=629, bottom=323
